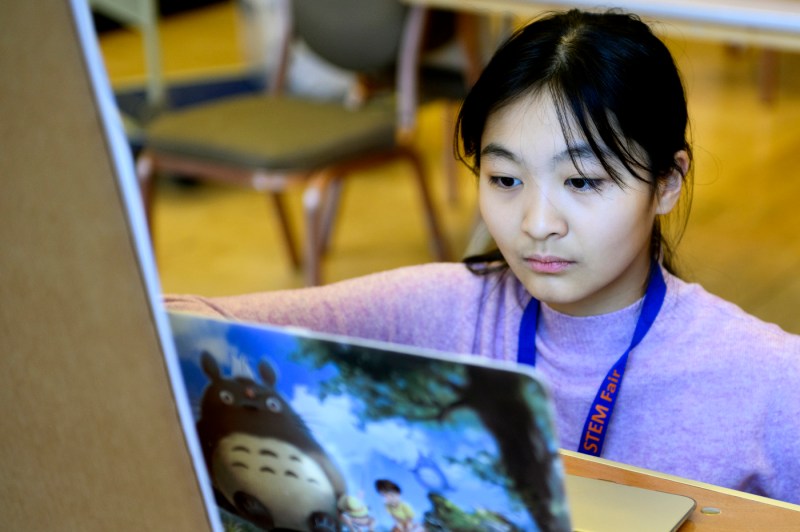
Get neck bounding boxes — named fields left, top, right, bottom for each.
left=548, top=285, right=648, bottom=317
left=547, top=259, right=655, bottom=317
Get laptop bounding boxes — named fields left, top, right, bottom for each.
left=168, top=310, right=696, bottom=532
left=0, top=1, right=693, bottom=530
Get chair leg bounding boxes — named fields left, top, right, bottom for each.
left=135, top=151, right=156, bottom=236
left=399, top=147, right=450, bottom=262
left=456, top=12, right=484, bottom=86
left=302, top=172, right=334, bottom=286
left=267, top=192, right=302, bottom=270
left=442, top=102, right=459, bottom=206
left=758, top=48, right=779, bottom=104
left=318, top=177, right=344, bottom=255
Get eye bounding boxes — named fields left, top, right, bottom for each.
left=566, top=176, right=603, bottom=191
left=488, top=175, right=522, bottom=189
left=219, top=390, right=234, bottom=405
left=266, top=397, right=282, bottom=412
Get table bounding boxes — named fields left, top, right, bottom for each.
left=405, top=0, right=800, bottom=46
left=405, top=0, right=800, bottom=101
left=562, top=450, right=800, bottom=530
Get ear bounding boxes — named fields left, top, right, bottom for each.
left=655, top=150, right=688, bottom=215
left=258, top=358, right=277, bottom=387
left=201, top=351, right=221, bottom=381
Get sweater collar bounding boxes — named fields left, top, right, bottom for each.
left=536, top=294, right=646, bottom=364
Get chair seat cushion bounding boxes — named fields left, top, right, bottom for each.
left=143, top=95, right=397, bottom=170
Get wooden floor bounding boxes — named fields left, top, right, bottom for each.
left=98, top=1, right=800, bottom=334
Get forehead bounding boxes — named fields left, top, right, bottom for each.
left=480, top=89, right=649, bottom=179
left=481, top=91, right=596, bottom=164
left=485, top=90, right=563, bottom=137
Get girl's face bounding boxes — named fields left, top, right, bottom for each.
left=479, top=91, right=681, bottom=316
left=380, top=491, right=401, bottom=505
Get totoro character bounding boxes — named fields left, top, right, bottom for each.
left=196, top=351, right=346, bottom=531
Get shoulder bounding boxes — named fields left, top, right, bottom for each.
left=164, top=262, right=518, bottom=327
left=661, top=273, right=800, bottom=360
left=349, top=261, right=482, bottom=292
left=325, top=262, right=524, bottom=321
left=358, top=262, right=510, bottom=300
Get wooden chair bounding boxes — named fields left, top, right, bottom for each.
left=136, top=0, right=449, bottom=286
left=418, top=9, right=484, bottom=205
left=90, top=0, right=165, bottom=109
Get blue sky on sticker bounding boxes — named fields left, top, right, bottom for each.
left=223, top=319, right=339, bottom=387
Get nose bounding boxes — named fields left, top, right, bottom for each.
left=521, top=189, right=567, bottom=240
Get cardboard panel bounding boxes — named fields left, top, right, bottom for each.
left=0, top=2, right=211, bottom=529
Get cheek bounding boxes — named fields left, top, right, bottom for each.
left=579, top=201, right=655, bottom=255
left=477, top=178, right=494, bottom=212
left=477, top=185, right=497, bottom=228
left=478, top=191, right=513, bottom=248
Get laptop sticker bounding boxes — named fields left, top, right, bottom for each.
left=169, top=311, right=571, bottom=532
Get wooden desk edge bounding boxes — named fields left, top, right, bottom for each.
left=560, top=450, right=800, bottom=529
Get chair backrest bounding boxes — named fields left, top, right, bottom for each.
left=292, top=0, right=408, bottom=74
left=271, top=0, right=427, bottom=135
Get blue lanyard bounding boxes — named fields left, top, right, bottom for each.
left=517, top=264, right=667, bottom=457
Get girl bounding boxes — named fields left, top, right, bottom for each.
left=167, top=9, right=800, bottom=504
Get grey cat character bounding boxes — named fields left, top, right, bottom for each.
left=196, top=352, right=345, bottom=531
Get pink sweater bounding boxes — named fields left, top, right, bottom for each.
left=166, top=262, right=800, bottom=504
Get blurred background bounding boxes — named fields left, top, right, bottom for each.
left=94, top=0, right=800, bottom=334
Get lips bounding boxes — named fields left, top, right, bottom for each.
left=524, top=255, right=574, bottom=274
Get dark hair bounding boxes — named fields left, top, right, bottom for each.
left=457, top=9, right=693, bottom=275
left=375, top=479, right=401, bottom=494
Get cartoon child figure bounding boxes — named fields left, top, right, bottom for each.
left=338, top=493, right=376, bottom=532
left=374, top=479, right=422, bottom=532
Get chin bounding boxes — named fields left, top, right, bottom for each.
left=523, top=282, right=579, bottom=307
left=519, top=278, right=594, bottom=315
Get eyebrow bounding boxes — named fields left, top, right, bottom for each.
left=480, top=143, right=519, bottom=162
left=557, top=143, right=601, bottom=164
left=480, top=142, right=606, bottom=165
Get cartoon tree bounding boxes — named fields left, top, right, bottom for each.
left=292, top=339, right=571, bottom=532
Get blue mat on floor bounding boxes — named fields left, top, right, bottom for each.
left=115, top=72, right=268, bottom=156
left=115, top=72, right=267, bottom=123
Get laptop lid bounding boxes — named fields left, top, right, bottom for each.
left=0, top=1, right=218, bottom=529
left=167, top=310, right=573, bottom=531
